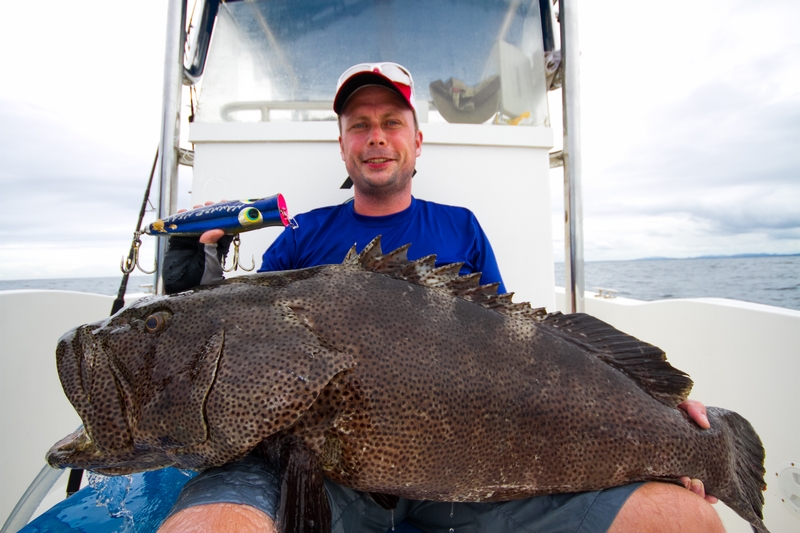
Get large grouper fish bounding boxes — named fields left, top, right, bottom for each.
left=47, top=237, right=768, bottom=533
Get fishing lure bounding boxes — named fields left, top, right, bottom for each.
left=144, top=194, right=295, bottom=236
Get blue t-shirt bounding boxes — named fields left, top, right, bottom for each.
left=259, top=197, right=506, bottom=293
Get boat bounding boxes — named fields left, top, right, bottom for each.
left=2, top=1, right=798, bottom=532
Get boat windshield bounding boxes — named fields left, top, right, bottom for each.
left=196, top=0, right=550, bottom=126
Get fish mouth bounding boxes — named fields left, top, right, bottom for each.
left=47, top=426, right=106, bottom=469
left=48, top=427, right=95, bottom=459
left=47, top=426, right=172, bottom=475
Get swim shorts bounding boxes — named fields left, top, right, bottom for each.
left=324, top=480, right=644, bottom=533
left=166, top=452, right=643, bottom=533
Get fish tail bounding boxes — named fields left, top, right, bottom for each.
left=708, top=407, right=769, bottom=533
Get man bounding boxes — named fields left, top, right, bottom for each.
left=159, top=63, right=722, bottom=533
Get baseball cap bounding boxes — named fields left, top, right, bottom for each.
left=333, top=62, right=417, bottom=121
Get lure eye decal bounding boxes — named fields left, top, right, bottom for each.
left=238, top=207, right=263, bottom=226
left=144, top=312, right=171, bottom=333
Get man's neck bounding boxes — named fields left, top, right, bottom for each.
left=352, top=192, right=413, bottom=217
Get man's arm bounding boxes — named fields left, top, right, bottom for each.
left=163, top=230, right=231, bottom=293
left=464, top=212, right=506, bottom=293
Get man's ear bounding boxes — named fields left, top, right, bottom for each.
left=415, top=130, right=423, bottom=157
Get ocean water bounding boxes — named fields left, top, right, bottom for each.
left=0, top=275, right=155, bottom=297
left=1, top=256, right=798, bottom=311
left=555, top=255, right=800, bottom=311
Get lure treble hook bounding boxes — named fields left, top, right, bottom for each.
left=222, top=234, right=255, bottom=272
left=120, top=233, right=156, bottom=274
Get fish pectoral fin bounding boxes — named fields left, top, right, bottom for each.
left=278, top=435, right=331, bottom=533
left=368, top=492, right=400, bottom=510
left=540, top=312, right=694, bottom=406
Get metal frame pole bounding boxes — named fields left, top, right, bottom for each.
left=559, top=0, right=585, bottom=313
left=155, top=0, right=186, bottom=294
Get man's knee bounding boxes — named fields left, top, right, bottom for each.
left=158, top=503, right=276, bottom=533
left=609, top=482, right=724, bottom=533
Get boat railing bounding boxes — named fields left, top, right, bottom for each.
left=220, top=100, right=333, bottom=122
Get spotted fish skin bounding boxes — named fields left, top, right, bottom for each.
left=47, top=237, right=768, bottom=533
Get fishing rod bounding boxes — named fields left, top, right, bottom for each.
left=113, top=148, right=160, bottom=314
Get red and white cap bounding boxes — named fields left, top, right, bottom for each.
left=333, top=62, right=417, bottom=121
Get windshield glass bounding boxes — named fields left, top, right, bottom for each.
left=197, top=0, right=549, bottom=126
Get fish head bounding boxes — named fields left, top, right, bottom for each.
left=48, top=277, right=356, bottom=474
left=48, top=292, right=226, bottom=472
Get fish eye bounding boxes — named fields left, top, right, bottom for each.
left=144, top=311, right=170, bottom=333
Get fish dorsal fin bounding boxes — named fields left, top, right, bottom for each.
left=343, top=237, right=412, bottom=276
left=539, top=312, right=694, bottom=406
left=343, top=243, right=359, bottom=264
left=374, top=244, right=412, bottom=274
left=400, top=254, right=437, bottom=283
left=444, top=271, right=482, bottom=290
left=345, top=236, right=548, bottom=320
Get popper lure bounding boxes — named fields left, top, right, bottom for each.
left=122, top=194, right=296, bottom=274
left=145, top=194, right=295, bottom=236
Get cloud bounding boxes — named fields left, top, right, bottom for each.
left=0, top=95, right=174, bottom=280
left=567, top=0, right=800, bottom=261
left=0, top=99, right=157, bottom=241
left=0, top=1, right=175, bottom=279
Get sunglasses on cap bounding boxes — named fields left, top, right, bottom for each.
left=336, top=62, right=415, bottom=90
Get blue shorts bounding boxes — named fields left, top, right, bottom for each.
left=325, top=480, right=644, bottom=533
left=168, top=453, right=644, bottom=533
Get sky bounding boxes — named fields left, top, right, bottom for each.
left=558, top=0, right=800, bottom=261
left=0, top=0, right=798, bottom=279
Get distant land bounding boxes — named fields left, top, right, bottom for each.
left=632, top=253, right=800, bottom=262
left=555, top=253, right=800, bottom=264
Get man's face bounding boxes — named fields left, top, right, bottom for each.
left=338, top=86, right=422, bottom=199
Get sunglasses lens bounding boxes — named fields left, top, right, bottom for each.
left=378, top=64, right=412, bottom=86
left=337, top=62, right=412, bottom=89
left=337, top=63, right=371, bottom=86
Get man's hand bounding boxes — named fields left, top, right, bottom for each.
left=679, top=477, right=719, bottom=504
left=178, top=201, right=227, bottom=244
left=200, top=229, right=226, bottom=244
left=678, top=399, right=710, bottom=429
left=677, top=399, right=718, bottom=503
